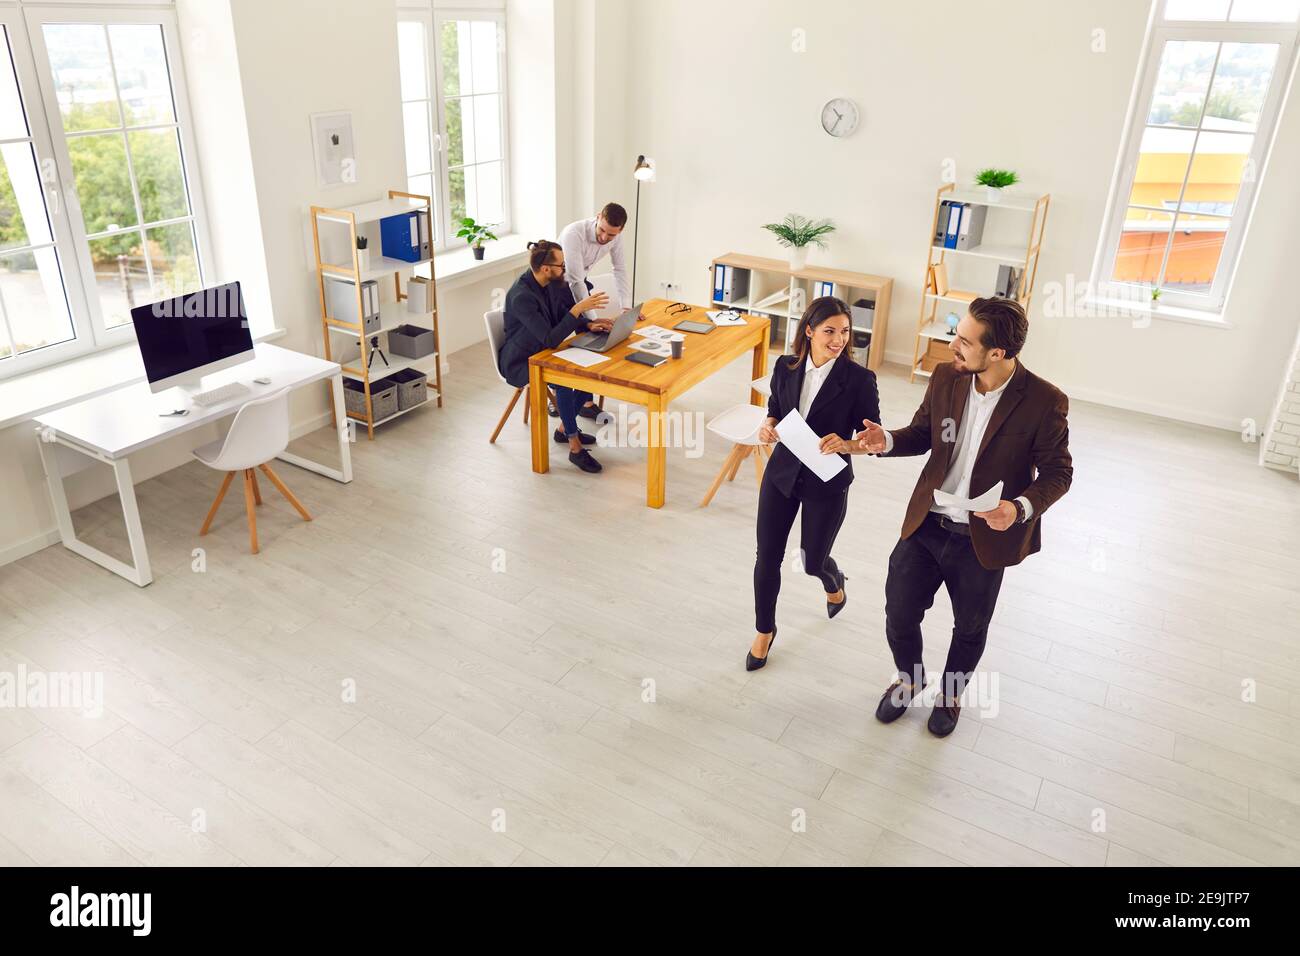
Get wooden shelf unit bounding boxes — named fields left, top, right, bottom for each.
left=912, top=183, right=1049, bottom=382
left=708, top=253, right=893, bottom=372
left=309, top=190, right=443, bottom=439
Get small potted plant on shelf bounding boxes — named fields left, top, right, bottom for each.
left=761, top=214, right=836, bottom=270
left=456, top=217, right=499, bottom=260
left=355, top=235, right=370, bottom=272
left=1150, top=286, right=1163, bottom=303
left=975, top=167, right=1020, bottom=203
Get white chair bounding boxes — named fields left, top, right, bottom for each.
left=484, top=309, right=528, bottom=443
left=700, top=403, right=772, bottom=507
left=192, top=388, right=311, bottom=554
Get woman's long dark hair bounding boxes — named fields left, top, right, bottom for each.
left=787, top=295, right=853, bottom=368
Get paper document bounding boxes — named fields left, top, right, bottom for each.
left=933, top=480, right=1004, bottom=513
left=552, top=347, right=610, bottom=368
left=630, top=338, right=673, bottom=357
left=775, top=409, right=847, bottom=483
left=632, top=324, right=682, bottom=342
left=707, top=309, right=747, bottom=326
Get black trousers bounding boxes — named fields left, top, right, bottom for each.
left=884, top=512, right=1004, bottom=700
left=753, top=473, right=847, bottom=634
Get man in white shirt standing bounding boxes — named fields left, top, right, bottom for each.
left=857, top=297, right=1073, bottom=737
left=556, top=203, right=631, bottom=420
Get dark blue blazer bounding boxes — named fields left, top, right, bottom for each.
left=764, top=353, right=881, bottom=499
left=497, top=270, right=585, bottom=388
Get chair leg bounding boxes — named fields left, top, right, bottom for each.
left=726, top=445, right=747, bottom=482
left=250, top=469, right=263, bottom=505
left=523, top=392, right=530, bottom=423
left=700, top=445, right=743, bottom=507
left=598, top=395, right=605, bottom=411
left=259, top=463, right=312, bottom=522
left=242, top=469, right=259, bottom=554
left=199, top=471, right=235, bottom=536
left=492, top=387, right=524, bottom=443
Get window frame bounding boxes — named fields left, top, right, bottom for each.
left=0, top=2, right=211, bottom=382
left=1093, top=4, right=1300, bottom=314
left=398, top=3, right=512, bottom=253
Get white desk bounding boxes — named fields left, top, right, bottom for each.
left=33, top=344, right=352, bottom=587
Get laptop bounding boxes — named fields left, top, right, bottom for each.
left=571, top=304, right=641, bottom=352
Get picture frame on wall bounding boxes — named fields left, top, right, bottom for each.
left=310, top=110, right=355, bottom=188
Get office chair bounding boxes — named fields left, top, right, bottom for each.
left=193, top=387, right=311, bottom=553
left=700, top=394, right=773, bottom=508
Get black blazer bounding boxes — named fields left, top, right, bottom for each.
left=497, top=270, right=585, bottom=388
left=764, top=354, right=881, bottom=499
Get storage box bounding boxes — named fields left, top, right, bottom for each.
left=388, top=323, right=435, bottom=358
left=386, top=367, right=428, bottom=410
left=343, top=377, right=398, bottom=421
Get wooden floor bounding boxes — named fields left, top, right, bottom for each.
left=2, top=340, right=1299, bottom=867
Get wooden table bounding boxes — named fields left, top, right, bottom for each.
left=528, top=298, right=770, bottom=508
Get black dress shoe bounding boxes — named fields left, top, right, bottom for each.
left=746, top=626, right=777, bottom=672
left=568, top=449, right=603, bottom=473
left=578, top=402, right=601, bottom=420
left=874, top=679, right=922, bottom=724
left=928, top=698, right=961, bottom=737
left=827, top=570, right=848, bottom=620
left=554, top=428, right=596, bottom=445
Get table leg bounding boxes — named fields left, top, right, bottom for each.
left=750, top=330, right=770, bottom=406
left=646, top=395, right=666, bottom=508
left=529, top=365, right=549, bottom=474
left=275, top=372, right=353, bottom=483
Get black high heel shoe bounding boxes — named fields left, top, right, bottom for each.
left=827, top=571, right=848, bottom=620
left=746, top=626, right=777, bottom=672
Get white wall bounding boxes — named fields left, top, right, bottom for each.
left=616, top=0, right=1300, bottom=432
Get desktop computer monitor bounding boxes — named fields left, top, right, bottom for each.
left=131, top=281, right=254, bottom=393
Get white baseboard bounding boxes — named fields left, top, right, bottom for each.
left=0, top=529, right=61, bottom=568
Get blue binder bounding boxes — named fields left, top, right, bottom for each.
left=713, top=264, right=726, bottom=303
left=943, top=203, right=962, bottom=250
left=380, top=212, right=421, bottom=262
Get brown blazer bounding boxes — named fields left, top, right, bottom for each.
left=884, top=360, right=1072, bottom=570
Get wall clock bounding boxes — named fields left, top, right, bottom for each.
left=821, top=98, right=859, bottom=138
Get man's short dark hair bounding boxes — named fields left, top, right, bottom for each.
left=600, top=203, right=628, bottom=229
left=968, top=296, right=1028, bottom=359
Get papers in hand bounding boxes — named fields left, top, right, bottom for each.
left=775, top=409, right=847, bottom=483
left=552, top=347, right=610, bottom=368
left=933, top=480, right=1004, bottom=513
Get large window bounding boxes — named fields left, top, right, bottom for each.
left=1095, top=0, right=1299, bottom=313
left=398, top=4, right=510, bottom=252
left=0, top=6, right=207, bottom=380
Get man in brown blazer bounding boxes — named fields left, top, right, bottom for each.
left=857, top=296, right=1072, bottom=737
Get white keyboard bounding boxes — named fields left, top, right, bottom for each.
left=190, top=382, right=251, bottom=407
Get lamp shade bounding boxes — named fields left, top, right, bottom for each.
left=633, top=155, right=655, bottom=182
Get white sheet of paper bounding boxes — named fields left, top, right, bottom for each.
left=707, top=309, right=747, bottom=326
left=552, top=347, right=610, bottom=368
left=933, top=480, right=1004, bottom=513
left=632, top=324, right=680, bottom=341
left=775, top=409, right=847, bottom=483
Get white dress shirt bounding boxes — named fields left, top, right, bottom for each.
left=883, top=372, right=1034, bottom=523
left=558, top=217, right=631, bottom=316
left=798, top=354, right=835, bottom=418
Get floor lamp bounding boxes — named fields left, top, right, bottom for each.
left=631, top=155, right=655, bottom=303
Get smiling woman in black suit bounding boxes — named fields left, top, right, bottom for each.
left=747, top=296, right=881, bottom=671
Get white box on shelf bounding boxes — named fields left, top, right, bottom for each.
left=406, top=275, right=430, bottom=313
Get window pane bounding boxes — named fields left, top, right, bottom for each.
left=1113, top=209, right=1174, bottom=285
left=43, top=24, right=122, bottom=132
left=441, top=20, right=463, bottom=97
left=88, top=231, right=145, bottom=329
left=107, top=24, right=174, bottom=126
left=472, top=94, right=501, bottom=162
left=470, top=21, right=499, bottom=95
left=146, top=220, right=199, bottom=301
left=407, top=173, right=435, bottom=241
left=0, top=27, right=32, bottom=140
left=1147, top=41, right=1217, bottom=127
left=68, top=132, right=136, bottom=232
left=474, top=161, right=503, bottom=226
left=128, top=128, right=188, bottom=223
left=402, top=101, right=431, bottom=174
left=0, top=246, right=74, bottom=353
left=460, top=96, right=478, bottom=165
left=1230, top=0, right=1300, bottom=20
left=397, top=21, right=427, bottom=101
left=1185, top=131, right=1253, bottom=216
left=1202, top=43, right=1279, bottom=131
left=0, top=142, right=55, bottom=251
left=1164, top=0, right=1230, bottom=18
left=445, top=97, right=464, bottom=166
left=1163, top=211, right=1229, bottom=292
left=449, top=166, right=465, bottom=223
left=1127, top=127, right=1196, bottom=209
left=461, top=163, right=479, bottom=225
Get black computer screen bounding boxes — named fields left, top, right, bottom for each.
left=131, top=281, right=253, bottom=384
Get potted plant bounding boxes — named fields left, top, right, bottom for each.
left=456, top=217, right=499, bottom=260
left=974, top=167, right=1020, bottom=203
left=355, top=235, right=369, bottom=273
left=762, top=214, right=836, bottom=270
left=1150, top=287, right=1162, bottom=303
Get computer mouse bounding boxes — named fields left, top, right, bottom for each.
left=254, top=377, right=272, bottom=385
